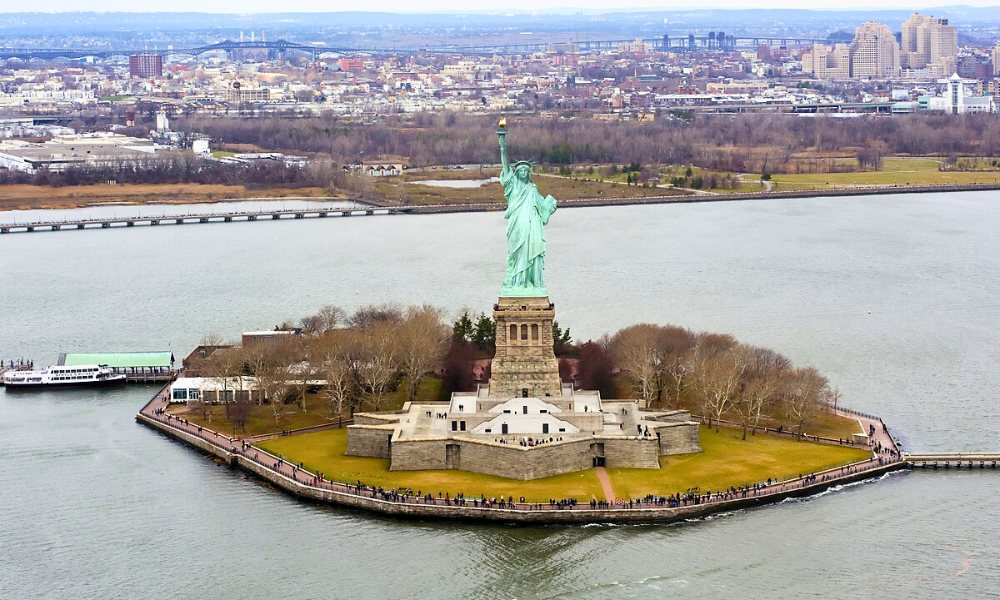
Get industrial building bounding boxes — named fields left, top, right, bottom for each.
left=0, top=132, right=159, bottom=173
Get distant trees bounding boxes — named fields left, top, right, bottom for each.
left=0, top=155, right=344, bottom=188
left=299, top=304, right=344, bottom=335
left=171, top=112, right=1000, bottom=174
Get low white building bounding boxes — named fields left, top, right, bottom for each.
left=927, top=74, right=996, bottom=114
left=0, top=132, right=158, bottom=173
left=169, top=376, right=260, bottom=403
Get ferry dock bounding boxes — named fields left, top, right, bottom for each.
left=1, top=352, right=176, bottom=385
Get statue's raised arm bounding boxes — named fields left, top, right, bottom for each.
left=497, top=116, right=510, bottom=176
left=495, top=119, right=558, bottom=298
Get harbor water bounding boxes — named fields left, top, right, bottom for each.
left=2, top=191, right=999, bottom=598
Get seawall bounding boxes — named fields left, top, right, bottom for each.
left=136, top=405, right=906, bottom=525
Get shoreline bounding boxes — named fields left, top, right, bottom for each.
left=5, top=182, right=998, bottom=218
left=404, top=181, right=1000, bottom=215
left=136, top=387, right=909, bottom=525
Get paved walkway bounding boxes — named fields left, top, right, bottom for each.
left=594, top=467, right=616, bottom=502
left=139, top=391, right=903, bottom=516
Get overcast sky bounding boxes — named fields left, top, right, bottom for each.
left=2, top=0, right=998, bottom=12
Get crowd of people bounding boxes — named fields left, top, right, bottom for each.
left=2, top=358, right=33, bottom=370
left=145, top=393, right=901, bottom=517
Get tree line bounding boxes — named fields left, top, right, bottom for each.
left=193, top=302, right=838, bottom=438
left=175, top=111, right=1000, bottom=174
left=0, top=154, right=347, bottom=188
left=194, top=303, right=451, bottom=432
left=603, top=324, right=835, bottom=439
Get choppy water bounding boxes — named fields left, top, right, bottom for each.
left=2, top=191, right=999, bottom=598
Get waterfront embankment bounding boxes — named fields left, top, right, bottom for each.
left=136, top=388, right=908, bottom=525
left=407, top=182, right=1000, bottom=214
left=8, top=182, right=1000, bottom=235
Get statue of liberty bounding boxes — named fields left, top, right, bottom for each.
left=497, top=118, right=557, bottom=297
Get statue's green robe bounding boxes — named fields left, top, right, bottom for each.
left=500, top=167, right=557, bottom=294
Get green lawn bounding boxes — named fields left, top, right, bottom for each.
left=259, top=428, right=604, bottom=501
left=257, top=426, right=868, bottom=502
left=770, top=167, right=1000, bottom=190
left=880, top=157, right=942, bottom=171
left=172, top=401, right=340, bottom=437
left=382, top=377, right=443, bottom=410
left=608, top=426, right=869, bottom=499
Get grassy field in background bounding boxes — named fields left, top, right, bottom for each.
left=770, top=156, right=1000, bottom=190
left=0, top=183, right=334, bottom=211
left=378, top=170, right=685, bottom=206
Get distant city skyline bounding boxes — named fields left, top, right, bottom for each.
left=2, top=1, right=1000, bottom=12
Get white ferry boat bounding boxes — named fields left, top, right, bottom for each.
left=2, top=364, right=127, bottom=389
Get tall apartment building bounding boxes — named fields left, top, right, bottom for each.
left=851, top=21, right=900, bottom=79
left=993, top=42, right=1000, bottom=77
left=900, top=14, right=957, bottom=77
left=129, top=54, right=163, bottom=79
left=802, top=43, right=851, bottom=79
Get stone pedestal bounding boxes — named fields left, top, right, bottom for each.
left=491, top=296, right=563, bottom=398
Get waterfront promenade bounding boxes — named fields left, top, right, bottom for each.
left=136, top=389, right=910, bottom=524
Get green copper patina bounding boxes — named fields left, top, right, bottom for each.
left=497, top=121, right=557, bottom=297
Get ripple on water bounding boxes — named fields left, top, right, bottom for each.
left=2, top=193, right=1000, bottom=598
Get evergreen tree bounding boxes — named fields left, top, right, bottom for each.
left=471, top=312, right=496, bottom=349
left=452, top=311, right=474, bottom=342
left=552, top=320, right=572, bottom=355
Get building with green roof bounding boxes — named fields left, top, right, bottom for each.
left=58, top=351, right=175, bottom=382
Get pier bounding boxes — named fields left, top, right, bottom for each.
left=0, top=205, right=403, bottom=234
left=905, top=453, right=1000, bottom=469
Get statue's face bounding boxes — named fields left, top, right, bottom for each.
left=515, top=164, right=531, bottom=181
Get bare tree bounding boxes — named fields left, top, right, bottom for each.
left=781, top=367, right=828, bottom=435
left=733, top=346, right=790, bottom=440
left=320, top=354, right=354, bottom=424
left=228, top=389, right=254, bottom=435
left=395, top=305, right=449, bottom=403
left=655, top=326, right=696, bottom=407
left=348, top=304, right=403, bottom=330
left=352, top=324, right=399, bottom=411
left=694, top=342, right=750, bottom=432
left=288, top=336, right=321, bottom=413
left=609, top=324, right=661, bottom=407
left=256, top=350, right=291, bottom=424
left=300, top=304, right=345, bottom=335
left=202, top=344, right=245, bottom=421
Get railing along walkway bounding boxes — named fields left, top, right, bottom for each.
left=137, top=392, right=903, bottom=518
